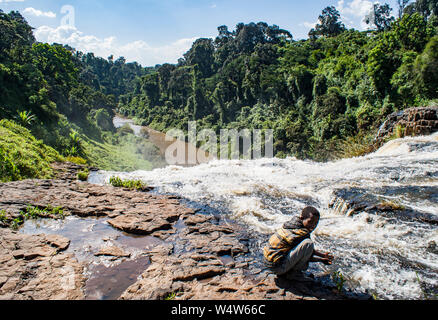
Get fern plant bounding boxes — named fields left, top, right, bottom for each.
left=17, top=110, right=36, bottom=127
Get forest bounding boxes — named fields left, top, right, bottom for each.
left=1, top=0, right=438, bottom=182
left=118, top=0, right=438, bottom=160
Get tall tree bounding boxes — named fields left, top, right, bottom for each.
left=183, top=38, right=215, bottom=78
left=365, top=3, right=395, bottom=31
left=397, top=0, right=411, bottom=18
left=404, top=0, right=438, bottom=19
left=309, top=6, right=346, bottom=38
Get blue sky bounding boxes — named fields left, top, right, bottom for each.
left=0, top=0, right=400, bottom=66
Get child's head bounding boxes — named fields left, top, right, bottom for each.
left=300, top=206, right=320, bottom=231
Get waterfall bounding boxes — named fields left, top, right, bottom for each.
left=89, top=132, right=438, bottom=299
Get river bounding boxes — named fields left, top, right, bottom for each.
left=113, top=115, right=212, bottom=166
left=90, top=119, right=438, bottom=300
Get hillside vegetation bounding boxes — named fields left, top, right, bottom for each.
left=0, top=9, right=160, bottom=177
left=1, top=1, right=437, bottom=182
left=0, top=119, right=62, bottom=181
left=117, top=1, right=438, bottom=160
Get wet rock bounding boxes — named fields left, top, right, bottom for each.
left=51, top=162, right=94, bottom=181
left=95, top=246, right=131, bottom=258
left=329, top=187, right=438, bottom=225
left=0, top=229, right=85, bottom=300
left=0, top=162, right=350, bottom=300
left=427, top=241, right=438, bottom=255
left=108, top=214, right=173, bottom=236
left=375, top=106, right=438, bottom=147
left=0, top=163, right=195, bottom=230
left=119, top=213, right=345, bottom=301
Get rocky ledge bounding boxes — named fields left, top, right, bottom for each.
left=375, top=106, right=438, bottom=146
left=0, top=162, right=353, bottom=300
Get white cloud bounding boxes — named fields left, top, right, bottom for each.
left=0, top=0, right=25, bottom=3
left=337, top=0, right=376, bottom=30
left=23, top=7, right=56, bottom=18
left=301, top=21, right=317, bottom=29
left=34, top=25, right=198, bottom=66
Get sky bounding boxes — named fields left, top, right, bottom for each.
left=0, top=0, right=401, bottom=67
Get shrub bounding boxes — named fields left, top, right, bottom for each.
left=334, top=134, right=376, bottom=159
left=66, top=156, right=88, bottom=165
left=109, top=176, right=147, bottom=191
left=77, top=169, right=89, bottom=181
left=8, top=205, right=65, bottom=230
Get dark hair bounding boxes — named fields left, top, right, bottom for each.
left=301, top=206, right=320, bottom=221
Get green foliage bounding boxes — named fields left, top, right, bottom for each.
left=0, top=210, right=7, bottom=223
left=116, top=6, right=438, bottom=161
left=77, top=168, right=90, bottom=181
left=16, top=110, right=36, bottom=127
left=309, top=6, right=346, bottom=38
left=1, top=3, right=438, bottom=166
left=333, top=133, right=376, bottom=159
left=365, top=3, right=396, bottom=31
left=81, top=132, right=162, bottom=172
left=0, top=119, right=62, bottom=182
left=332, top=270, right=347, bottom=292
left=0, top=10, right=149, bottom=175
left=8, top=204, right=65, bottom=230
left=395, top=124, right=407, bottom=138
left=95, top=108, right=114, bottom=131
left=66, top=156, right=88, bottom=165
left=414, top=36, right=438, bottom=98
left=109, top=176, right=147, bottom=191
left=21, top=205, right=65, bottom=220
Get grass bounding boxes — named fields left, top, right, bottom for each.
left=0, top=209, right=7, bottom=224
left=395, top=124, right=406, bottom=139
left=66, top=156, right=88, bottom=165
left=415, top=272, right=438, bottom=300
left=109, top=176, right=147, bottom=191
left=333, top=133, right=377, bottom=159
left=77, top=168, right=90, bottom=181
left=0, top=119, right=63, bottom=182
left=331, top=270, right=347, bottom=293
left=9, top=205, right=65, bottom=230
left=81, top=134, right=157, bottom=172
left=165, top=291, right=182, bottom=300
left=379, top=200, right=406, bottom=211
left=0, top=119, right=163, bottom=184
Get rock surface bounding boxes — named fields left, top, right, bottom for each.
left=329, top=186, right=438, bottom=225
left=0, top=162, right=352, bottom=300
left=0, top=229, right=85, bottom=300
left=375, top=106, right=438, bottom=146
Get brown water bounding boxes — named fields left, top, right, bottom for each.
left=113, top=115, right=213, bottom=166
left=19, top=216, right=164, bottom=300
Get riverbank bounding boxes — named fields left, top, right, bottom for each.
left=0, top=162, right=356, bottom=300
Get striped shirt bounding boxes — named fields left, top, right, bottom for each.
left=263, top=225, right=311, bottom=266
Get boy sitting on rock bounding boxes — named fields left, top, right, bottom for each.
left=263, top=206, right=333, bottom=281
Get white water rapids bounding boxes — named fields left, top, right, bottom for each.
left=89, top=133, right=438, bottom=300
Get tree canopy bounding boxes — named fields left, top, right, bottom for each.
left=1, top=0, right=438, bottom=163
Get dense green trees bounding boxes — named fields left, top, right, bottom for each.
left=365, top=3, right=395, bottom=31
left=0, top=10, right=147, bottom=163
left=119, top=0, right=438, bottom=161
left=309, top=6, right=346, bottom=38
left=1, top=0, right=438, bottom=165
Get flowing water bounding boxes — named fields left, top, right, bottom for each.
left=88, top=132, right=438, bottom=300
